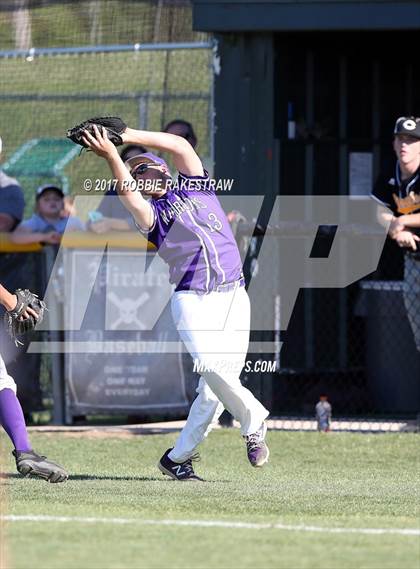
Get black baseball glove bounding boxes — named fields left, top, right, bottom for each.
left=66, top=116, right=127, bottom=148
left=4, top=289, right=46, bottom=346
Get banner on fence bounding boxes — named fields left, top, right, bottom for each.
left=63, top=248, right=189, bottom=419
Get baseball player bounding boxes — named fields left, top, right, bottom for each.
left=371, top=116, right=420, bottom=351
left=81, top=122, right=270, bottom=481
left=0, top=283, right=68, bottom=482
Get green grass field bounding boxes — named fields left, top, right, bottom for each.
left=1, top=429, right=419, bottom=569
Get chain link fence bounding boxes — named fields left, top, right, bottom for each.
left=0, top=0, right=213, bottom=216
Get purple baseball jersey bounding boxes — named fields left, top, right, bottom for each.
left=138, top=170, right=243, bottom=293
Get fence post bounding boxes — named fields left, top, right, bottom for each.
left=42, top=246, right=65, bottom=425
left=138, top=95, right=149, bottom=130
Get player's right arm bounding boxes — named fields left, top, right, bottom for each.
left=0, top=283, right=17, bottom=311
left=82, top=126, right=154, bottom=230
left=122, top=127, right=204, bottom=176
left=394, top=230, right=420, bottom=251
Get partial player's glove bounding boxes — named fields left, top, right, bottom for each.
left=66, top=116, right=127, bottom=148
left=4, top=289, right=46, bottom=346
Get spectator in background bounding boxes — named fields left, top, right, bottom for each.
left=88, top=144, right=147, bottom=234
left=0, top=135, right=25, bottom=232
left=163, top=119, right=197, bottom=149
left=371, top=116, right=420, bottom=352
left=11, top=184, right=85, bottom=245
left=0, top=135, right=41, bottom=420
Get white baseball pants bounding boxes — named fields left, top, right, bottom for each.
left=169, top=284, right=269, bottom=463
left=0, top=354, right=17, bottom=394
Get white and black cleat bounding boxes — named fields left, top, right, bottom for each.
left=158, top=448, right=204, bottom=481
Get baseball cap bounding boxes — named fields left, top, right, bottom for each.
left=125, top=152, right=169, bottom=174
left=36, top=184, right=65, bottom=200
left=393, top=116, right=420, bottom=139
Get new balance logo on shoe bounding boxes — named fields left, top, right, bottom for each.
left=158, top=448, right=204, bottom=481
left=172, top=464, right=185, bottom=477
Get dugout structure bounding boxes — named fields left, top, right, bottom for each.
left=191, top=0, right=420, bottom=418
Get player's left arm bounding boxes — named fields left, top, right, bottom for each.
left=122, top=128, right=204, bottom=177
left=374, top=205, right=403, bottom=238
left=397, top=213, right=420, bottom=228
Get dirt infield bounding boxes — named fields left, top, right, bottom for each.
left=26, top=418, right=419, bottom=439
left=26, top=420, right=189, bottom=439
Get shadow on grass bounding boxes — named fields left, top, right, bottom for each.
left=0, top=472, right=161, bottom=482
left=69, top=475, right=232, bottom=484
left=1, top=472, right=231, bottom=483
left=70, top=474, right=163, bottom=482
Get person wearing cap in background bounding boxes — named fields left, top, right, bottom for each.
left=0, top=135, right=25, bottom=233
left=88, top=144, right=147, bottom=234
left=371, top=116, right=420, bottom=351
left=11, top=184, right=85, bottom=245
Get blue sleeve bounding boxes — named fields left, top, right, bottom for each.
left=16, top=216, right=40, bottom=232
left=0, top=185, right=25, bottom=222
left=66, top=217, right=86, bottom=231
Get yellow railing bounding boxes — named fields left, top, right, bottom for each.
left=0, top=233, right=42, bottom=252
left=0, top=231, right=155, bottom=252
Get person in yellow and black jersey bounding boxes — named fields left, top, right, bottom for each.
left=371, top=116, right=420, bottom=352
